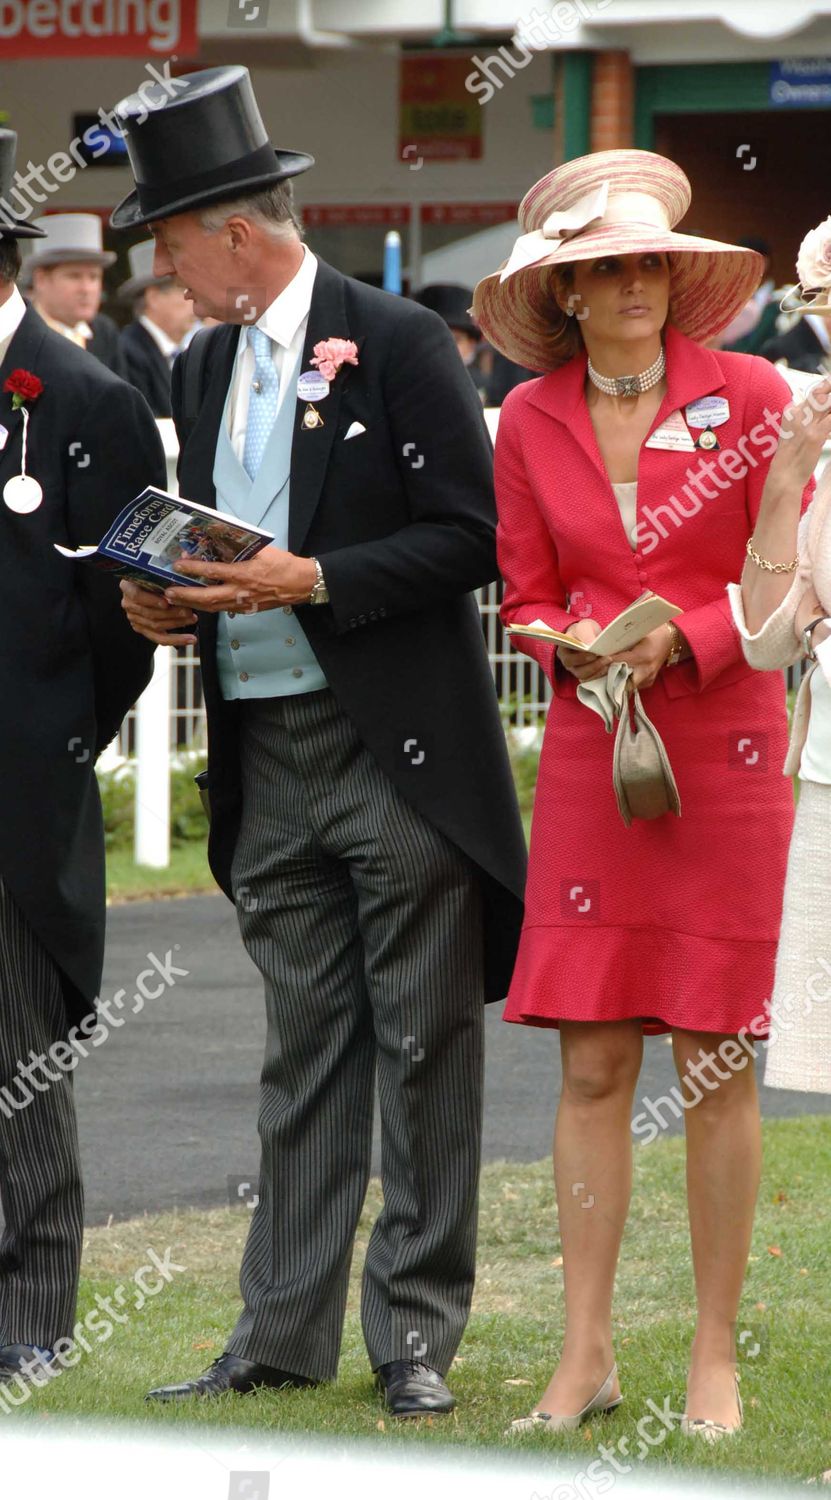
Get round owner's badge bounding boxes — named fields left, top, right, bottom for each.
left=3, top=473, right=43, bottom=513
left=297, top=371, right=330, bottom=403
left=697, top=428, right=719, bottom=451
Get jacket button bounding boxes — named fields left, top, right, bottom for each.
left=230, top=639, right=240, bottom=650
left=358, top=614, right=367, bottom=624
left=239, top=671, right=249, bottom=682
left=228, top=611, right=236, bottom=620
left=283, top=606, right=293, bottom=615
left=292, top=667, right=303, bottom=678
left=285, top=636, right=295, bottom=646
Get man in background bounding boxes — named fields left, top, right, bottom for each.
left=21, top=213, right=124, bottom=376
left=118, top=240, right=195, bottom=416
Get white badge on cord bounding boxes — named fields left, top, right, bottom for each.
left=685, top=396, right=730, bottom=429
left=0, top=424, right=8, bottom=450
left=645, top=410, right=697, bottom=452
left=297, top=371, right=330, bottom=403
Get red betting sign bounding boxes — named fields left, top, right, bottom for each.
left=0, top=0, right=198, bottom=56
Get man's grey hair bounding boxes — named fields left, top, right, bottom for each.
left=199, top=183, right=303, bottom=240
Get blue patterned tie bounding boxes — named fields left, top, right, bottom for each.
left=242, top=325, right=280, bottom=480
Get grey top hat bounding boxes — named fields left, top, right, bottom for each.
left=109, top=64, right=314, bottom=231
left=118, top=239, right=176, bottom=301
left=0, top=130, right=46, bottom=239
left=22, top=213, right=116, bottom=272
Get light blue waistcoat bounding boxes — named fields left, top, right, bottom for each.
left=213, top=377, right=327, bottom=700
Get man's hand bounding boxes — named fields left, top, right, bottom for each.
left=164, top=548, right=318, bottom=615
left=556, top=618, right=613, bottom=682
left=120, top=579, right=198, bottom=647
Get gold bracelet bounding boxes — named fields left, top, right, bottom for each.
left=745, top=536, right=799, bottom=574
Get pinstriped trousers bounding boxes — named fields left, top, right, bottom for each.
left=0, top=880, right=83, bottom=1346
left=224, top=688, right=484, bottom=1381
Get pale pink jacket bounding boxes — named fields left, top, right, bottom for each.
left=727, top=466, right=831, bottom=776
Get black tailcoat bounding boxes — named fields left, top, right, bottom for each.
left=0, top=307, right=161, bottom=1023
left=88, top=312, right=126, bottom=378
left=120, top=320, right=173, bottom=418
left=173, top=259, right=527, bottom=1002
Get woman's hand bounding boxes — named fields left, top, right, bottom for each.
left=766, top=378, right=831, bottom=495
left=608, top=624, right=673, bottom=690
left=556, top=618, right=613, bottom=681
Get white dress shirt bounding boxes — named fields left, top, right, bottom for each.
left=227, top=245, right=318, bottom=464
left=0, top=285, right=28, bottom=365
left=139, top=313, right=179, bottom=364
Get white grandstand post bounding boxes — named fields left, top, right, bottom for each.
left=134, top=646, right=172, bottom=868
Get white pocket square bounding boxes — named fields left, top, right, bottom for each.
left=344, top=421, right=366, bottom=441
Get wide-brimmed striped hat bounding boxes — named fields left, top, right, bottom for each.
left=472, top=150, right=763, bottom=372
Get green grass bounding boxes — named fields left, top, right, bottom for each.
left=4, top=1118, right=830, bottom=1482
left=106, top=843, right=214, bottom=903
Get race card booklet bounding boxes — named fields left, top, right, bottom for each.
left=55, top=486, right=274, bottom=591
left=507, top=590, right=681, bottom=655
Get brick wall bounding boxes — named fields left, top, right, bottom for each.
left=590, top=51, right=634, bottom=152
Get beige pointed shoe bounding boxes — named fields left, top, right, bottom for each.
left=506, top=1363, right=623, bottom=1437
left=681, top=1370, right=743, bottom=1442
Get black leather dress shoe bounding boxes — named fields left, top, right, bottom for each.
left=375, top=1359, right=456, bottom=1416
left=146, top=1353, right=317, bottom=1402
left=0, top=1344, right=58, bottom=1384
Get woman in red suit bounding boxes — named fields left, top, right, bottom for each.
left=473, top=150, right=817, bottom=1440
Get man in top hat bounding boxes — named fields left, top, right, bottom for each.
left=114, top=64, right=526, bottom=1415
left=413, top=282, right=534, bottom=408
left=22, top=213, right=125, bottom=376
left=118, top=240, right=196, bottom=417
left=0, top=131, right=162, bottom=1386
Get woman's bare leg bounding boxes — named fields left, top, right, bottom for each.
left=533, top=1018, right=643, bottom=1415
left=672, top=1028, right=761, bottom=1429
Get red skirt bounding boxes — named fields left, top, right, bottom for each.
left=505, top=670, right=793, bottom=1036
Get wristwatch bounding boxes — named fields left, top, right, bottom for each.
left=802, top=611, right=829, bottom=662
left=665, top=620, right=684, bottom=668
left=308, top=557, right=329, bottom=606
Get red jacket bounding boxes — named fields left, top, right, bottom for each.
left=495, top=323, right=809, bottom=704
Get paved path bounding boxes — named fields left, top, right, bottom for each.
left=65, top=895, right=831, bottom=1225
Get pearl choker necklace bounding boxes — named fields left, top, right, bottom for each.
left=587, top=348, right=666, bottom=399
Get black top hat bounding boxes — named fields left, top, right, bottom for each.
left=413, top=284, right=479, bottom=338
left=0, top=130, right=46, bottom=240
left=109, top=65, right=314, bottom=231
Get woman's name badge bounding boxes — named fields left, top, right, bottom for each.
left=685, top=396, right=730, bottom=429
left=3, top=474, right=43, bottom=513
left=297, top=371, right=330, bottom=404
left=645, top=411, right=696, bottom=452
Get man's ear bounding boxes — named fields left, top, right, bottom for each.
left=225, top=216, right=255, bottom=254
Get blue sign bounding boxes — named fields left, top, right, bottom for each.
left=770, top=59, right=831, bottom=108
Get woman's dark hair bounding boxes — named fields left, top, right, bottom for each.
left=550, top=263, right=585, bottom=361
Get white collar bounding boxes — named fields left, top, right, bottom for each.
left=252, top=245, right=317, bottom=350
left=806, top=313, right=831, bottom=352
left=139, top=313, right=179, bottom=359
left=0, top=284, right=27, bottom=347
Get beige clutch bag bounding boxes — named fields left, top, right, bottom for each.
left=577, top=662, right=681, bottom=827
